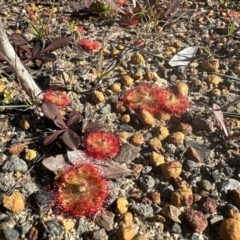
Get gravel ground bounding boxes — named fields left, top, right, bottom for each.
left=1, top=0, right=240, bottom=240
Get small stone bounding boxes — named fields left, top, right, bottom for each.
left=95, top=209, right=115, bottom=231
left=162, top=204, right=182, bottom=223
left=122, top=75, right=134, bottom=87
left=2, top=155, right=28, bottom=173
left=233, top=188, right=240, bottom=208
left=133, top=71, right=143, bottom=80
left=92, top=228, right=109, bottom=240
left=144, top=71, right=155, bottom=81
left=148, top=191, right=161, bottom=204
left=121, top=212, right=133, bottom=227
left=212, top=88, right=221, bottom=96
left=161, top=161, right=182, bottom=179
left=227, top=209, right=240, bottom=220
left=116, top=197, right=129, bottom=214
left=200, top=180, right=212, bottom=191
left=207, top=74, right=222, bottom=86
left=167, top=132, right=185, bottom=145
left=2, top=228, right=19, bottom=240
left=100, top=104, right=111, bottom=114
left=131, top=133, right=144, bottom=146
left=220, top=179, right=240, bottom=193
left=138, top=175, right=155, bottom=192
left=111, top=83, right=121, bottom=92
left=117, top=131, right=129, bottom=140
left=175, top=82, right=189, bottom=96
left=166, top=46, right=177, bottom=53
left=20, top=118, right=31, bottom=130
left=218, top=218, right=240, bottom=240
left=61, top=219, right=75, bottom=231
left=120, top=124, right=134, bottom=132
left=185, top=147, right=202, bottom=163
left=171, top=223, right=182, bottom=234
left=171, top=187, right=193, bottom=207
left=25, top=149, right=37, bottom=161
left=233, top=62, right=240, bottom=74
left=3, top=192, right=25, bottom=213
left=117, top=226, right=137, bottom=240
left=155, top=110, right=171, bottom=121
left=92, top=90, right=105, bottom=103
left=184, top=209, right=208, bottom=233
left=130, top=53, right=145, bottom=65
left=177, top=123, right=192, bottom=135
left=111, top=48, right=120, bottom=57
left=201, top=58, right=219, bottom=72
left=183, top=160, right=200, bottom=172
left=132, top=234, right=147, bottom=240
left=198, top=196, right=217, bottom=214
left=117, top=45, right=125, bottom=50
left=149, top=152, right=165, bottom=167
left=138, top=110, right=155, bottom=127
left=34, top=189, right=52, bottom=206
left=148, top=138, right=162, bottom=151
left=156, top=126, right=169, bottom=141
left=42, top=220, right=64, bottom=240
left=121, top=114, right=131, bottom=123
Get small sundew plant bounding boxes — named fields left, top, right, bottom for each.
left=123, top=85, right=188, bottom=116
left=54, top=164, right=108, bottom=217
left=85, top=131, right=121, bottom=160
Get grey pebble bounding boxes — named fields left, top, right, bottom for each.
left=220, top=178, right=240, bottom=193
left=2, top=155, right=28, bottom=173
left=34, top=189, right=53, bottom=206
left=138, top=175, right=155, bottom=192
left=99, top=104, right=111, bottom=114
left=0, top=172, right=16, bottom=191
left=92, top=228, right=109, bottom=240
left=133, top=203, right=154, bottom=217
left=11, top=132, right=26, bottom=144
left=183, top=160, right=200, bottom=172
left=190, top=233, right=204, bottom=240
left=141, top=166, right=152, bottom=174
left=209, top=215, right=224, bottom=226
left=171, top=223, right=182, bottom=234
left=41, top=219, right=63, bottom=240
left=119, top=124, right=134, bottom=132
left=21, top=182, right=38, bottom=196
left=2, top=228, right=19, bottom=240
left=200, top=180, right=212, bottom=191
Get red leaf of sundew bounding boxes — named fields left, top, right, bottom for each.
left=212, top=103, right=228, bottom=137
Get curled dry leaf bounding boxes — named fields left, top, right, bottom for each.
left=169, top=46, right=198, bottom=67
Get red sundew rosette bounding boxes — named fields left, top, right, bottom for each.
left=159, top=88, right=188, bottom=114
left=43, top=90, right=70, bottom=107
left=85, top=131, right=121, bottom=160
left=123, top=85, right=163, bottom=114
left=54, top=164, right=108, bottom=218
left=78, top=39, right=101, bottom=51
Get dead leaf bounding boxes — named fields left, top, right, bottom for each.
left=169, top=46, right=198, bottom=67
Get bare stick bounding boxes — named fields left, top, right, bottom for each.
left=0, top=18, right=43, bottom=100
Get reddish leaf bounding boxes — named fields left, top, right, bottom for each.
left=41, top=36, right=71, bottom=54
left=70, top=1, right=83, bottom=10
left=53, top=113, right=67, bottom=128
left=43, top=129, right=66, bottom=146
left=0, top=53, right=6, bottom=61
left=66, top=111, right=82, bottom=127
left=41, top=53, right=57, bottom=62
left=41, top=101, right=60, bottom=120
left=42, top=153, right=71, bottom=171
left=62, top=128, right=80, bottom=149
left=11, top=33, right=32, bottom=57
left=98, top=161, right=133, bottom=179
left=212, top=103, right=228, bottom=137
left=83, top=0, right=91, bottom=8
left=32, top=41, right=43, bottom=59
left=165, top=0, right=181, bottom=19
left=82, top=121, right=104, bottom=132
